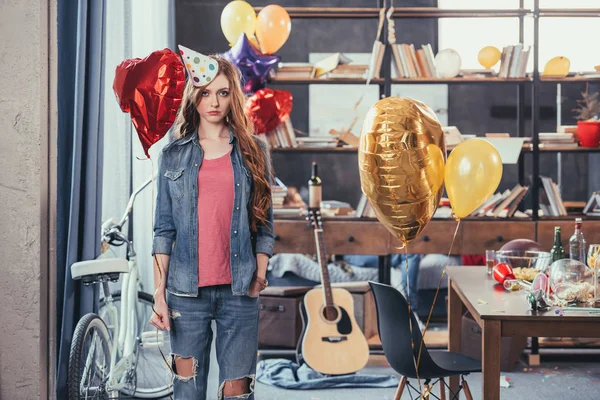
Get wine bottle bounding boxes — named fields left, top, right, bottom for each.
left=308, top=161, right=322, bottom=209
left=569, top=217, right=587, bottom=263
left=550, top=226, right=565, bottom=263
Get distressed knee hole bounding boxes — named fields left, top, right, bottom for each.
left=169, top=309, right=181, bottom=319
left=218, top=375, right=255, bottom=399
left=171, top=355, right=197, bottom=382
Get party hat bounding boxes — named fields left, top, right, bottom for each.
left=178, top=45, right=219, bottom=86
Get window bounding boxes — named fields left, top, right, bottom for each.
left=438, top=0, right=597, bottom=72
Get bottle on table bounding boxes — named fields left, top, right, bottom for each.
left=550, top=226, right=565, bottom=264
left=568, top=217, right=587, bottom=263
left=308, top=161, right=322, bottom=209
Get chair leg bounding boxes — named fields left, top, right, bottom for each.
left=394, top=376, right=407, bottom=400
left=439, top=378, right=446, bottom=400
left=462, top=377, right=473, bottom=400
left=422, top=384, right=431, bottom=399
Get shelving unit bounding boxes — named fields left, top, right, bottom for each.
left=263, top=1, right=600, bottom=228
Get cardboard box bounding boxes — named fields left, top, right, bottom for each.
left=460, top=311, right=527, bottom=371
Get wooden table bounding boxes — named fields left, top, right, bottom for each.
left=447, top=266, right=600, bottom=400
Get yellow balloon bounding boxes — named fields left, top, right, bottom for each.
left=478, top=46, right=501, bottom=69
left=359, top=97, right=446, bottom=247
left=220, top=1, right=256, bottom=46
left=445, top=139, right=502, bottom=219
left=543, top=56, right=570, bottom=77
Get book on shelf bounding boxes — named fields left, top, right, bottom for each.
left=391, top=43, right=437, bottom=78
left=355, top=193, right=376, bottom=218
left=258, top=118, right=298, bottom=149
left=498, top=44, right=530, bottom=78
left=469, top=184, right=530, bottom=218
left=313, top=53, right=353, bottom=78
left=293, top=136, right=339, bottom=148
left=538, top=131, right=578, bottom=148
left=273, top=62, right=314, bottom=79
left=539, top=176, right=567, bottom=216
left=583, top=191, right=600, bottom=216
left=320, top=200, right=354, bottom=217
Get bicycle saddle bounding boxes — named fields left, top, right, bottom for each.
left=71, top=258, right=129, bottom=282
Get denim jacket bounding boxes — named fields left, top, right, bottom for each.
left=152, top=129, right=274, bottom=296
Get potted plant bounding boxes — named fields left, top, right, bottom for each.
left=573, top=84, right=600, bottom=147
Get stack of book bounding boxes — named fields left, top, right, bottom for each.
left=320, top=200, right=354, bottom=217
left=256, top=118, right=298, bottom=149
left=327, top=64, right=368, bottom=79
left=538, top=131, right=577, bottom=148
left=294, top=136, right=338, bottom=148
left=272, top=177, right=304, bottom=217
left=272, top=62, right=314, bottom=79
left=390, top=43, right=437, bottom=78
left=470, top=184, right=530, bottom=218
left=498, top=44, right=530, bottom=78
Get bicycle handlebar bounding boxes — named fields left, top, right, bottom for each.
left=115, top=172, right=157, bottom=229
left=101, top=172, right=157, bottom=247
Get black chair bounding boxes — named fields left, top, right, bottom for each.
left=369, top=281, right=481, bottom=400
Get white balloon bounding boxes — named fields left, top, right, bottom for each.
left=435, top=49, right=462, bottom=78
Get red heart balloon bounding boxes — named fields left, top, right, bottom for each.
left=245, top=88, right=293, bottom=134
left=113, top=48, right=185, bottom=158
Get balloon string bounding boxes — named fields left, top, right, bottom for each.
left=416, top=219, right=461, bottom=372
left=147, top=156, right=175, bottom=382
left=403, top=244, right=422, bottom=392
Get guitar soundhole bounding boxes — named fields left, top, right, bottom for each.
left=322, top=306, right=339, bottom=322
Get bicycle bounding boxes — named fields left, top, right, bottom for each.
left=68, top=175, right=173, bottom=399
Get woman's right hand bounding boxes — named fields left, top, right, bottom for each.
left=150, top=297, right=171, bottom=332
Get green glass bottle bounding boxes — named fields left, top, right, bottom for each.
left=550, top=226, right=565, bottom=263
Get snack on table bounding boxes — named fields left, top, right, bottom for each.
left=513, top=267, right=539, bottom=281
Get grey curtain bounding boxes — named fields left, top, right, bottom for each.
left=56, top=0, right=106, bottom=397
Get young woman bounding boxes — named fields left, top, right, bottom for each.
left=149, top=48, right=274, bottom=400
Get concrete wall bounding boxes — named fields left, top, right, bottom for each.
left=0, top=0, right=54, bottom=398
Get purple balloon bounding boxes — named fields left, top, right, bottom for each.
left=221, top=33, right=279, bottom=94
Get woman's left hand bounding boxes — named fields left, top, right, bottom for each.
left=248, top=275, right=268, bottom=298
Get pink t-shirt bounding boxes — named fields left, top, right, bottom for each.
left=197, top=149, right=234, bottom=287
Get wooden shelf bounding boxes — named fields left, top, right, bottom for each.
left=539, top=8, right=600, bottom=17
left=533, top=145, right=600, bottom=152
left=392, top=77, right=529, bottom=84
left=271, top=146, right=358, bottom=153
left=540, top=75, right=600, bottom=82
left=253, top=7, right=381, bottom=19
left=269, top=77, right=383, bottom=85
left=392, top=7, right=531, bottom=18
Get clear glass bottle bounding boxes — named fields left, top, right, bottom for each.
left=569, top=217, right=587, bottom=263
left=550, top=226, right=565, bottom=264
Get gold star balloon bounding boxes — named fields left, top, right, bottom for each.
left=358, top=97, right=446, bottom=248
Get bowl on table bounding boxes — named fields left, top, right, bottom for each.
left=495, top=250, right=552, bottom=281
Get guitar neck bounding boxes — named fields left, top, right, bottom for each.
left=314, top=228, right=334, bottom=308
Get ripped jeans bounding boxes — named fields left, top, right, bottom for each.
left=167, top=285, right=259, bottom=399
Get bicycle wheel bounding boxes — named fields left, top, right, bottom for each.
left=99, top=291, right=172, bottom=398
left=68, top=313, right=117, bottom=400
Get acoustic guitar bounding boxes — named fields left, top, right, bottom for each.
left=296, top=208, right=370, bottom=375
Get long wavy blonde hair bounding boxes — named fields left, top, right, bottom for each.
left=173, top=55, right=272, bottom=232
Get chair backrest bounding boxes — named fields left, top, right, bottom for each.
left=369, top=281, right=437, bottom=378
